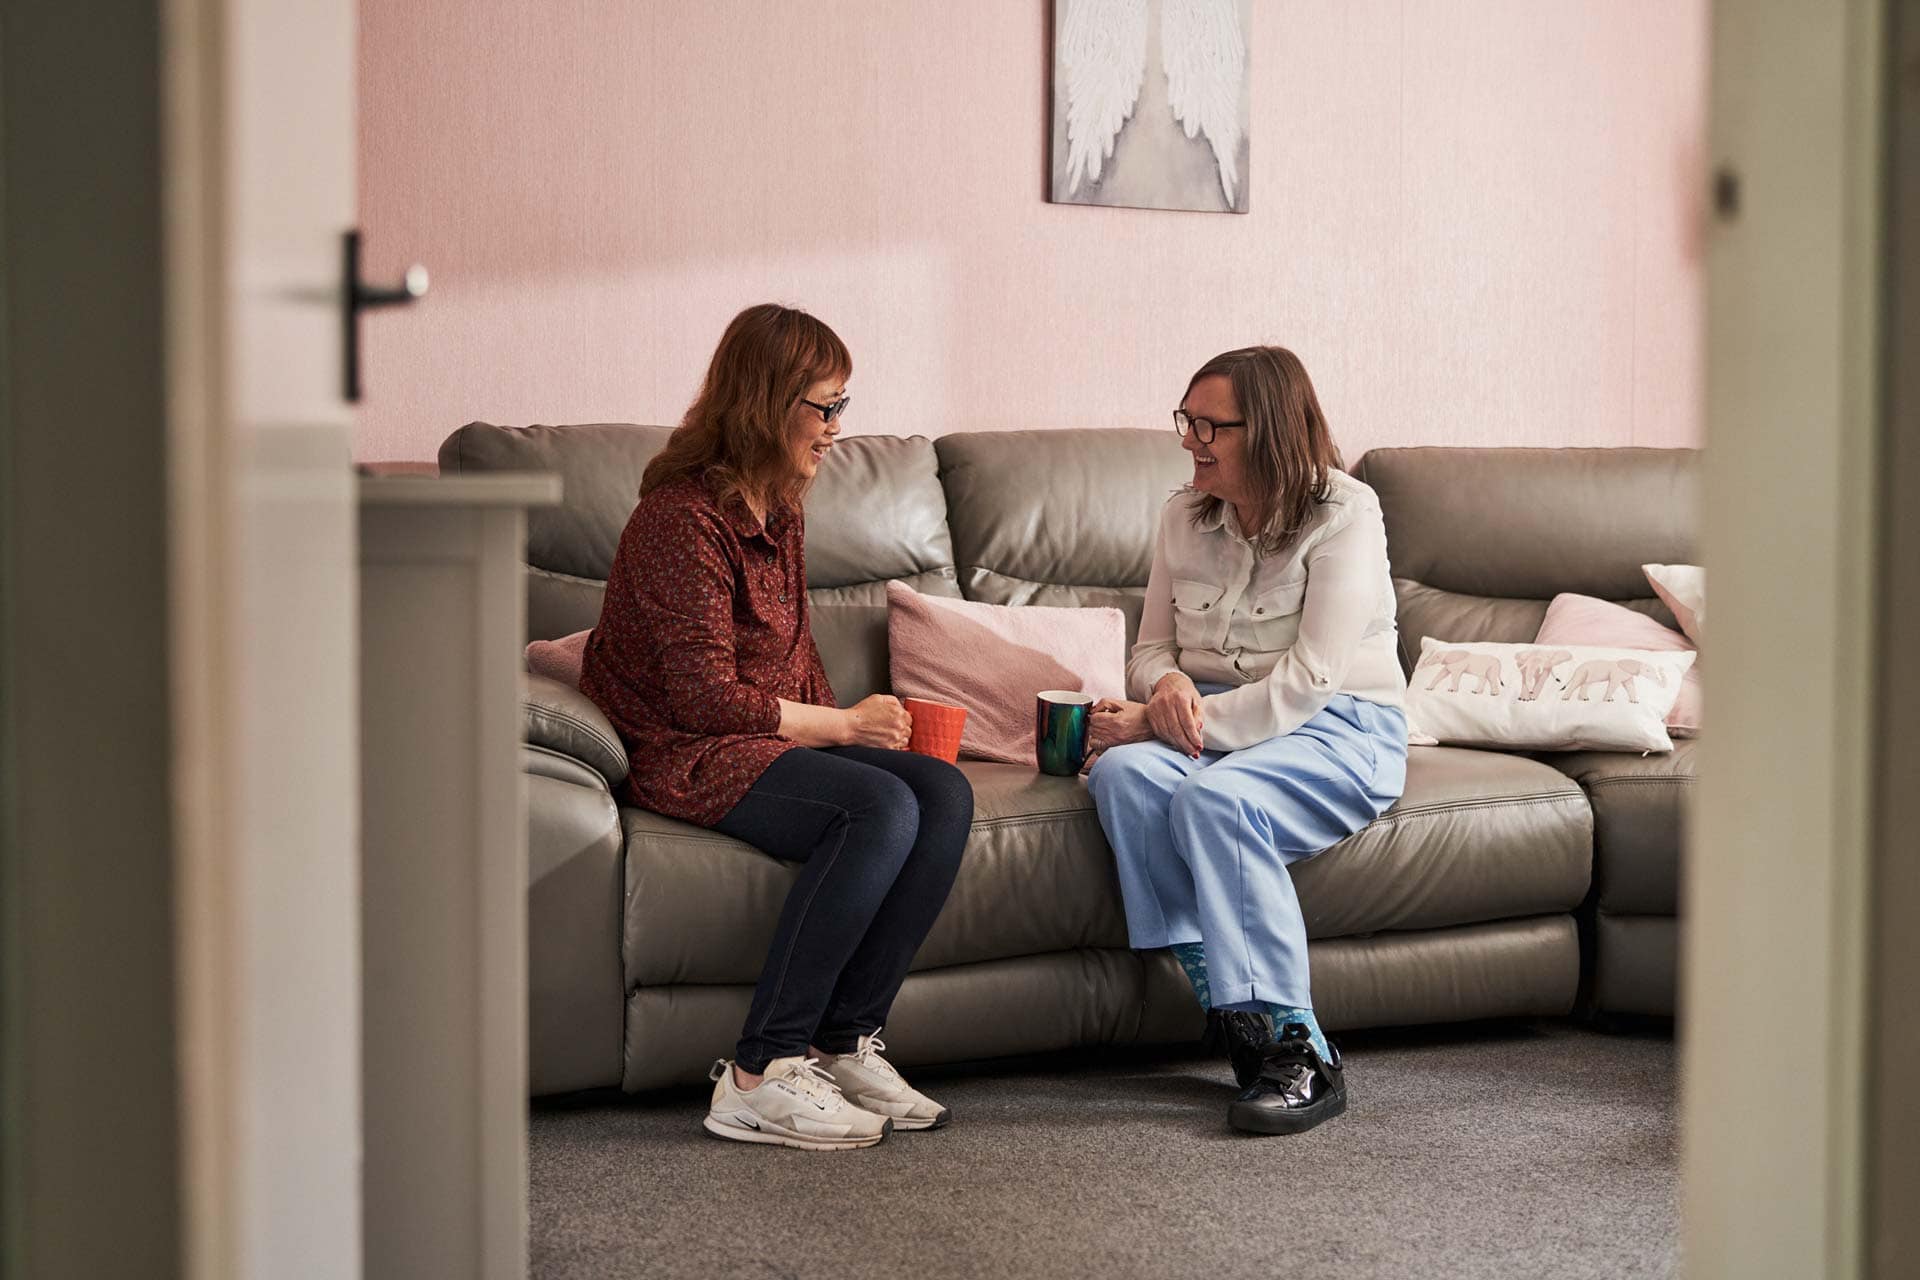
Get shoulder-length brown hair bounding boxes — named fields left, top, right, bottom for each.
left=1185, top=345, right=1344, bottom=557
left=640, top=303, right=851, bottom=515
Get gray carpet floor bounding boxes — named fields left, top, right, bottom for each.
left=530, top=1019, right=1677, bottom=1280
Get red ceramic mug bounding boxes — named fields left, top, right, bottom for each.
left=902, top=698, right=968, bottom=763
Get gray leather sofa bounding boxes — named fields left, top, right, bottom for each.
left=440, top=424, right=1696, bottom=1095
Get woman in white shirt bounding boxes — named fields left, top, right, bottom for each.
left=1086, top=345, right=1408, bottom=1136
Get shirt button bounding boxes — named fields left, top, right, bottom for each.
left=1200, top=602, right=1210, bottom=610
left=1254, top=607, right=1265, bottom=615
left=779, top=592, right=788, bottom=603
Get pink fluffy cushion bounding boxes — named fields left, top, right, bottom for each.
left=1534, top=594, right=1700, bottom=736
left=885, top=581, right=1126, bottom=765
left=526, top=629, right=590, bottom=689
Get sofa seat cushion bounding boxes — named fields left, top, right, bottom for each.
left=620, top=762, right=1129, bottom=988
left=1539, top=739, right=1697, bottom=916
left=1291, top=746, right=1593, bottom=938
left=620, top=744, right=1592, bottom=988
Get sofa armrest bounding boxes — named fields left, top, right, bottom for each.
left=523, top=673, right=627, bottom=788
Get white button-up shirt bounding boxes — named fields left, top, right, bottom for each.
left=1127, top=469, right=1407, bottom=751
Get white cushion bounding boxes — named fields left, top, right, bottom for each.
left=1642, top=563, right=1706, bottom=644
left=1406, top=636, right=1696, bottom=753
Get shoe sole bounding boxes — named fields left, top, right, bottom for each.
left=702, top=1113, right=891, bottom=1151
left=885, top=1108, right=951, bottom=1132
left=1227, top=1091, right=1347, bottom=1136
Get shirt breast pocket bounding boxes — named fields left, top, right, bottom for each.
left=1171, top=578, right=1227, bottom=649
left=1242, top=576, right=1308, bottom=653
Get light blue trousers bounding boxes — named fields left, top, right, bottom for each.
left=1086, top=692, right=1409, bottom=1010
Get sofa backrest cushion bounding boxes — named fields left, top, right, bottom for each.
left=441, top=422, right=673, bottom=581
left=1350, top=446, right=1700, bottom=672
left=438, top=421, right=959, bottom=703
left=934, top=429, right=1192, bottom=647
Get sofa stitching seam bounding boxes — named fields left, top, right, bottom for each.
left=527, top=706, right=624, bottom=764
left=1580, top=776, right=1694, bottom=789
left=523, top=742, right=609, bottom=778
left=529, top=564, right=604, bottom=587
left=957, top=565, right=1144, bottom=595
left=969, top=810, right=1102, bottom=828
left=1369, top=794, right=1588, bottom=823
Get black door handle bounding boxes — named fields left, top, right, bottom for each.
left=342, top=229, right=428, bottom=402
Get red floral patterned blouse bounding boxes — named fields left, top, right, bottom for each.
left=578, top=472, right=837, bottom=826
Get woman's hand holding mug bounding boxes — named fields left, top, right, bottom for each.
left=1088, top=675, right=1204, bottom=760
left=1087, top=699, right=1151, bottom=753
left=844, top=694, right=912, bottom=749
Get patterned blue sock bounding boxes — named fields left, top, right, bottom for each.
left=1262, top=1004, right=1331, bottom=1061
left=1169, top=942, right=1211, bottom=1011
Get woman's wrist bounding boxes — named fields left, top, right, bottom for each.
left=777, top=698, right=853, bottom=748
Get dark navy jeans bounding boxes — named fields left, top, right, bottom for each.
left=713, top=745, right=973, bottom=1072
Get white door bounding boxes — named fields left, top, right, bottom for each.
left=166, top=0, right=373, bottom=1274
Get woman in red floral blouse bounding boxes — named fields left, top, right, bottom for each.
left=580, top=304, right=971, bottom=1151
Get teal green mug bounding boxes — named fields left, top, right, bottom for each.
left=1034, top=690, right=1095, bottom=776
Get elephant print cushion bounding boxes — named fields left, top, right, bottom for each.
left=1405, top=636, right=1697, bottom=753
left=1533, top=593, right=1700, bottom=737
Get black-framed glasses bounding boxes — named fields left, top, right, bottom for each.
left=802, top=394, right=851, bottom=424
left=1173, top=409, right=1246, bottom=444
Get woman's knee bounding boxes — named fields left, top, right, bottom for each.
left=1087, top=743, right=1140, bottom=793
left=846, top=769, right=921, bottom=857
left=1088, top=741, right=1174, bottom=803
left=882, top=750, right=968, bottom=802
left=890, top=757, right=973, bottom=859
left=1168, top=772, right=1240, bottom=826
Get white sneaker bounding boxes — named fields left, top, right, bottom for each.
left=703, top=1056, right=892, bottom=1151
left=820, top=1032, right=950, bottom=1131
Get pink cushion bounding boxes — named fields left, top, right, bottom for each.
left=885, top=581, right=1126, bottom=765
left=527, top=629, right=590, bottom=689
left=1534, top=594, right=1701, bottom=736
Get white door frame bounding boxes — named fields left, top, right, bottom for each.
left=164, top=0, right=363, bottom=1275
left=1681, top=2, right=1887, bottom=1277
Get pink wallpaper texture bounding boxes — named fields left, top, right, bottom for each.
left=355, top=1, right=1707, bottom=462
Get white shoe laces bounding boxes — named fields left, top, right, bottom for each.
left=772, top=1056, right=849, bottom=1109
left=849, top=1032, right=905, bottom=1085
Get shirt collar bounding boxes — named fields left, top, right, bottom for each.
left=1189, top=492, right=1240, bottom=537
left=720, top=494, right=789, bottom=544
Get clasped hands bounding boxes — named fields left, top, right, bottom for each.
left=1089, top=672, right=1207, bottom=759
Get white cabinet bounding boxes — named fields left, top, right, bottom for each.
left=358, top=473, right=559, bottom=1280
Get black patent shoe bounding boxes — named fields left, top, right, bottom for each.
left=1202, top=1009, right=1275, bottom=1089
left=1227, top=1022, right=1347, bottom=1136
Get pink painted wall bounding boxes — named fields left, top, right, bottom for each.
left=356, top=1, right=1707, bottom=463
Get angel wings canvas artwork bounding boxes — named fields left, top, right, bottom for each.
left=1050, top=0, right=1252, bottom=214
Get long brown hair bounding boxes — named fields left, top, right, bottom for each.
left=1185, top=345, right=1343, bottom=556
left=640, top=303, right=851, bottom=515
